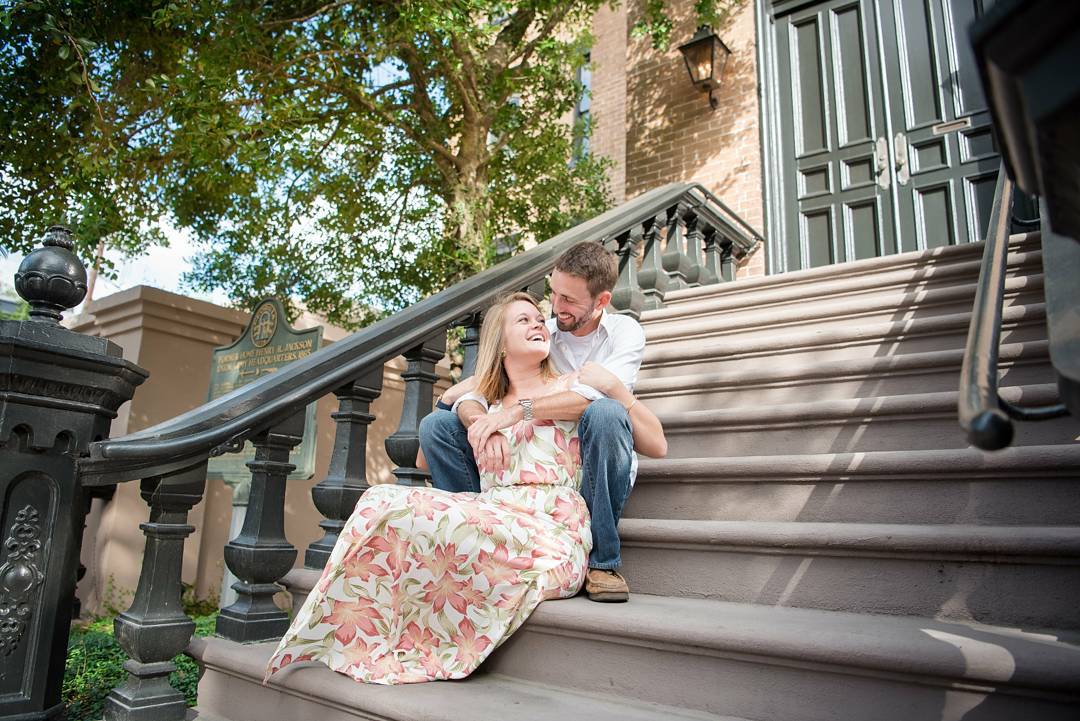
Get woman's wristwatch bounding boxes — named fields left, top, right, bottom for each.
left=518, top=398, right=534, bottom=422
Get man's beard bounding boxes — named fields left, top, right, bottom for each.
left=554, top=306, right=594, bottom=333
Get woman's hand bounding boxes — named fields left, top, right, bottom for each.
left=466, top=406, right=520, bottom=465
left=576, top=362, right=621, bottom=397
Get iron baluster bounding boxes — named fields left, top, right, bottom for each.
left=460, top=313, right=483, bottom=379
left=104, top=465, right=206, bottom=721
left=385, top=333, right=446, bottom=487
left=216, top=415, right=304, bottom=642
left=305, top=368, right=384, bottom=569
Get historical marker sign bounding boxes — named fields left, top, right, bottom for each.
left=206, top=298, right=323, bottom=487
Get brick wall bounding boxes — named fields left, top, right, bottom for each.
left=589, top=4, right=629, bottom=205
left=591, top=0, right=766, bottom=278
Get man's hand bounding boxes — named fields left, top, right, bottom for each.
left=475, top=433, right=511, bottom=474
left=457, top=399, right=488, bottom=428
left=466, top=406, right=521, bottom=460
left=440, top=375, right=478, bottom=407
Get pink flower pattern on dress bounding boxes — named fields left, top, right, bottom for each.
left=264, top=409, right=590, bottom=685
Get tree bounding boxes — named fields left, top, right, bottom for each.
left=0, top=1, right=722, bottom=326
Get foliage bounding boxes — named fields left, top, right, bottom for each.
left=0, top=298, right=28, bottom=319
left=63, top=606, right=218, bottom=721
left=631, top=0, right=743, bottom=49
left=0, top=1, right=725, bottom=327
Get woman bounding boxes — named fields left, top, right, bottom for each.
left=264, top=292, right=666, bottom=685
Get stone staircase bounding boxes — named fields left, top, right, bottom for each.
left=189, top=232, right=1080, bottom=721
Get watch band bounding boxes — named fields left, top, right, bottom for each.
left=518, top=398, right=534, bottom=422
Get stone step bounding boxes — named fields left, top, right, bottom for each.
left=636, top=340, right=1055, bottom=412
left=483, top=594, right=1080, bottom=721
left=644, top=255, right=1042, bottom=343
left=626, top=444, right=1080, bottom=525
left=656, top=232, right=1038, bottom=310
left=639, top=301, right=1047, bottom=378
left=659, top=384, right=1076, bottom=457
left=617, top=518, right=1080, bottom=629
left=188, top=636, right=736, bottom=721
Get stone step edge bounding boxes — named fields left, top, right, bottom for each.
left=644, top=301, right=1045, bottom=366
left=644, top=272, right=1043, bottom=344
left=637, top=340, right=1050, bottom=397
left=646, top=248, right=1042, bottom=325
left=636, top=444, right=1080, bottom=482
left=518, top=595, right=1080, bottom=700
left=188, top=636, right=738, bottom=721
left=658, top=383, right=1061, bottom=431
left=658, top=233, right=1039, bottom=308
left=618, top=518, right=1080, bottom=564
left=270, top=576, right=1080, bottom=700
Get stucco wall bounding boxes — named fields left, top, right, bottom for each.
left=69, top=287, right=449, bottom=614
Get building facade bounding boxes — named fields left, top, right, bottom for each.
left=589, top=0, right=1003, bottom=279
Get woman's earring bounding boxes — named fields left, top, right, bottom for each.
left=500, top=349, right=506, bottom=359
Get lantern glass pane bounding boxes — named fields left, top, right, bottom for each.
left=684, top=41, right=713, bottom=84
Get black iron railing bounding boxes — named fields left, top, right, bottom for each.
left=958, top=164, right=1069, bottom=450
left=0, top=182, right=760, bottom=721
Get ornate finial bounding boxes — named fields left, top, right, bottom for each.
left=14, top=225, right=88, bottom=324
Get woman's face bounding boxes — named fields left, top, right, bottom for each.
left=501, top=299, right=550, bottom=363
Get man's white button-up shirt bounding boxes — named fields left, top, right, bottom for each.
left=452, top=309, right=646, bottom=482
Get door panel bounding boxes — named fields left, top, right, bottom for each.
left=879, top=0, right=1000, bottom=250
left=774, top=0, right=895, bottom=270
left=766, top=0, right=1002, bottom=272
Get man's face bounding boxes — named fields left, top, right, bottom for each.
left=550, top=270, right=601, bottom=333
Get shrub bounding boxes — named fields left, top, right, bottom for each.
left=63, top=609, right=219, bottom=721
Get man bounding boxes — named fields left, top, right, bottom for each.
left=418, top=241, right=645, bottom=602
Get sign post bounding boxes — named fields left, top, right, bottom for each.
left=206, top=298, right=322, bottom=606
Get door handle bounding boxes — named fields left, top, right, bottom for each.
left=874, top=137, right=890, bottom=190
left=894, top=132, right=910, bottom=185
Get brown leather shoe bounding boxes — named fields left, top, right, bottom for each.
left=585, top=568, right=629, bottom=602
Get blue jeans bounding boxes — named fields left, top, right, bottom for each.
left=417, top=399, right=634, bottom=569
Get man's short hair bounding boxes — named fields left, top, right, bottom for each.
left=554, top=241, right=618, bottom=297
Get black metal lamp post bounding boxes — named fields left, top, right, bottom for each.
left=677, top=25, right=732, bottom=110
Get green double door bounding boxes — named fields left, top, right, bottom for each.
left=766, top=0, right=1001, bottom=272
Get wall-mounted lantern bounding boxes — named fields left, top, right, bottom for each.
left=677, top=25, right=732, bottom=110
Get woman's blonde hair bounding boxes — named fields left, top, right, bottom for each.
left=474, top=292, right=557, bottom=403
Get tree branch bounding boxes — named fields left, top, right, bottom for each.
left=262, top=1, right=350, bottom=28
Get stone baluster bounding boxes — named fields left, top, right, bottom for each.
left=698, top=222, right=722, bottom=286
left=720, top=239, right=736, bottom=282
left=637, top=212, right=669, bottom=311
left=662, top=201, right=692, bottom=290
left=683, top=206, right=706, bottom=287
left=385, top=332, right=446, bottom=487
left=216, top=413, right=304, bottom=643
left=460, top=312, right=483, bottom=379
left=609, top=228, right=645, bottom=320
left=305, top=367, right=384, bottom=569
left=1, top=225, right=146, bottom=721
left=104, top=465, right=206, bottom=721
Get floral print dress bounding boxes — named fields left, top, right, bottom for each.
left=264, top=406, right=591, bottom=685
